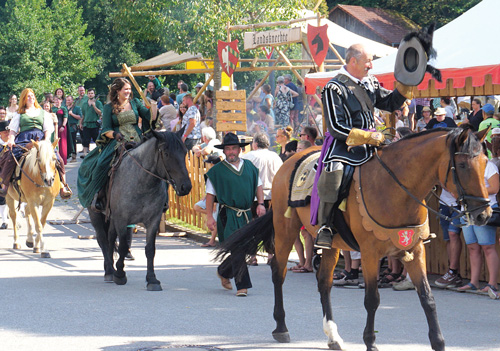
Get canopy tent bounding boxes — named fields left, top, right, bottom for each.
left=304, top=0, right=500, bottom=96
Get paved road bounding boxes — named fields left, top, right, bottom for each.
left=0, top=154, right=499, bottom=351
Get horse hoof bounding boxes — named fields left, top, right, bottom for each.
left=328, top=341, right=344, bottom=350
left=13, top=243, right=21, bottom=250
left=272, top=331, right=290, bottom=343
left=104, top=274, right=114, bottom=282
left=26, top=241, right=33, bottom=248
left=33, top=248, right=40, bottom=253
left=113, top=274, right=127, bottom=285
left=41, top=252, right=51, bottom=259
left=147, top=283, right=163, bottom=291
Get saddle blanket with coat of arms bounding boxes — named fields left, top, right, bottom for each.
left=288, top=150, right=321, bottom=208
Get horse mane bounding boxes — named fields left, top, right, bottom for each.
left=23, top=140, right=54, bottom=176
left=392, top=126, right=483, bottom=158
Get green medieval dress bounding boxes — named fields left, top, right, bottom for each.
left=77, top=98, right=152, bottom=208
left=205, top=159, right=259, bottom=242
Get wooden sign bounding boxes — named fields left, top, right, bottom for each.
left=216, top=90, right=247, bottom=132
left=244, top=27, right=301, bottom=50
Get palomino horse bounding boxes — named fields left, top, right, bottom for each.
left=6, top=139, right=60, bottom=258
left=218, top=127, right=491, bottom=351
left=88, top=130, right=191, bottom=291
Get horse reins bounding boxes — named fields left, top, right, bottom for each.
left=122, top=145, right=176, bottom=188
left=373, top=147, right=489, bottom=224
left=10, top=148, right=46, bottom=188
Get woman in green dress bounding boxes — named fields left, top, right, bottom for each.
left=77, top=78, right=157, bottom=210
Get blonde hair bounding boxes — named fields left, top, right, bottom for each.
left=18, top=88, right=41, bottom=114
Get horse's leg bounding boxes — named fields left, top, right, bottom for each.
left=317, top=246, right=344, bottom=350
left=113, top=224, right=129, bottom=286
left=360, top=245, right=382, bottom=351
left=37, top=200, right=55, bottom=258
left=28, top=203, right=50, bottom=258
left=6, top=195, right=20, bottom=250
left=24, top=205, right=34, bottom=248
left=89, top=210, right=115, bottom=281
left=271, top=210, right=301, bottom=343
left=405, top=242, right=445, bottom=351
left=144, top=217, right=162, bottom=291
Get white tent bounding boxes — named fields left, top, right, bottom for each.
left=305, top=0, right=500, bottom=94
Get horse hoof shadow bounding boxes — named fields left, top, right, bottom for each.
left=113, top=273, right=127, bottom=285
left=147, top=283, right=162, bottom=291
left=272, top=331, right=290, bottom=343
left=33, top=248, right=40, bottom=254
left=13, top=243, right=21, bottom=250
left=25, top=241, right=33, bottom=248
left=104, top=274, right=114, bottom=282
left=41, top=252, right=51, bottom=259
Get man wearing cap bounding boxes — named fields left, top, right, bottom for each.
left=205, top=133, right=265, bottom=297
left=478, top=103, right=500, bottom=154
left=425, top=107, right=457, bottom=129
left=415, top=106, right=433, bottom=132
left=314, top=43, right=412, bottom=249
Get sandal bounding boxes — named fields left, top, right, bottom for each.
left=458, top=282, right=478, bottom=292
left=292, top=266, right=313, bottom=273
left=378, top=272, right=401, bottom=288
left=289, top=264, right=303, bottom=271
left=481, top=283, right=498, bottom=293
left=333, top=269, right=348, bottom=280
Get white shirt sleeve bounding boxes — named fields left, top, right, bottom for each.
left=42, top=110, right=55, bottom=134
left=206, top=178, right=216, bottom=196
left=8, top=113, right=20, bottom=134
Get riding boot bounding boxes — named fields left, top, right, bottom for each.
left=0, top=155, right=16, bottom=196
left=56, top=162, right=72, bottom=199
left=90, top=188, right=106, bottom=213
left=314, top=168, right=343, bottom=250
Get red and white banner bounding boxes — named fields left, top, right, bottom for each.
left=218, top=39, right=240, bottom=77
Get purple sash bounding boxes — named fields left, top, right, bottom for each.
left=310, top=132, right=333, bottom=225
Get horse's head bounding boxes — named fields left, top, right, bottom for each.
left=442, top=127, right=491, bottom=225
left=32, top=139, right=58, bottom=187
left=151, top=130, right=192, bottom=196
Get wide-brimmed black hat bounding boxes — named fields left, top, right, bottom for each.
left=0, top=120, right=9, bottom=132
left=214, top=132, right=250, bottom=149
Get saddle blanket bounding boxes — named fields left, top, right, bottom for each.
left=288, top=150, right=320, bottom=208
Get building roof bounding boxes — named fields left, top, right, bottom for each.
left=330, top=4, right=419, bottom=46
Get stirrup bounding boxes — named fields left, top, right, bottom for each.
left=90, top=194, right=104, bottom=213
left=314, top=225, right=334, bottom=250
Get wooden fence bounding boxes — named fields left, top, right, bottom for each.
left=164, top=154, right=500, bottom=283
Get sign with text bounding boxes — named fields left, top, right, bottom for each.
left=244, top=27, right=301, bottom=50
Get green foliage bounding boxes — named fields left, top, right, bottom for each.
left=0, top=0, right=100, bottom=102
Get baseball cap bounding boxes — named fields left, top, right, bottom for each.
left=482, top=103, right=495, bottom=114
left=195, top=82, right=204, bottom=88
left=492, top=128, right=500, bottom=135
left=422, top=106, right=431, bottom=112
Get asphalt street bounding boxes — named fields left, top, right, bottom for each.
left=0, top=152, right=499, bottom=351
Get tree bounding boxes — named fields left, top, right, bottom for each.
left=0, top=0, right=100, bottom=100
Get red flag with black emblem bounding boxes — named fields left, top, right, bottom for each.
left=217, top=40, right=240, bottom=77
left=307, top=24, right=329, bottom=67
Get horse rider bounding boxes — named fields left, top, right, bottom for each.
left=0, top=88, right=72, bottom=198
left=77, top=78, right=157, bottom=212
left=314, top=43, right=415, bottom=249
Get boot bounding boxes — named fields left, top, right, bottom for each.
left=59, top=184, right=72, bottom=199
left=90, top=191, right=105, bottom=213
left=314, top=168, right=342, bottom=250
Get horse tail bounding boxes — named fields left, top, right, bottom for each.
left=215, top=209, right=274, bottom=276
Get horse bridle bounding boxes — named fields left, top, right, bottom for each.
left=122, top=143, right=177, bottom=191
left=10, top=148, right=46, bottom=188
left=374, top=146, right=489, bottom=225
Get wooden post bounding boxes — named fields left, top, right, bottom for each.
left=122, top=63, right=151, bottom=108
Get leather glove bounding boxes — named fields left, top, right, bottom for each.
left=112, top=131, right=124, bottom=142
left=346, top=128, right=385, bottom=147
left=395, top=81, right=415, bottom=100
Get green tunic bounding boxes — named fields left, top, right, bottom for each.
left=206, top=159, right=259, bottom=242
left=77, top=98, right=151, bottom=207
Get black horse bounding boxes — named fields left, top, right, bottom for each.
left=89, top=130, right=191, bottom=291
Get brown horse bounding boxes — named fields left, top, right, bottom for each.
left=6, top=139, right=60, bottom=258
left=218, top=127, right=491, bottom=351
